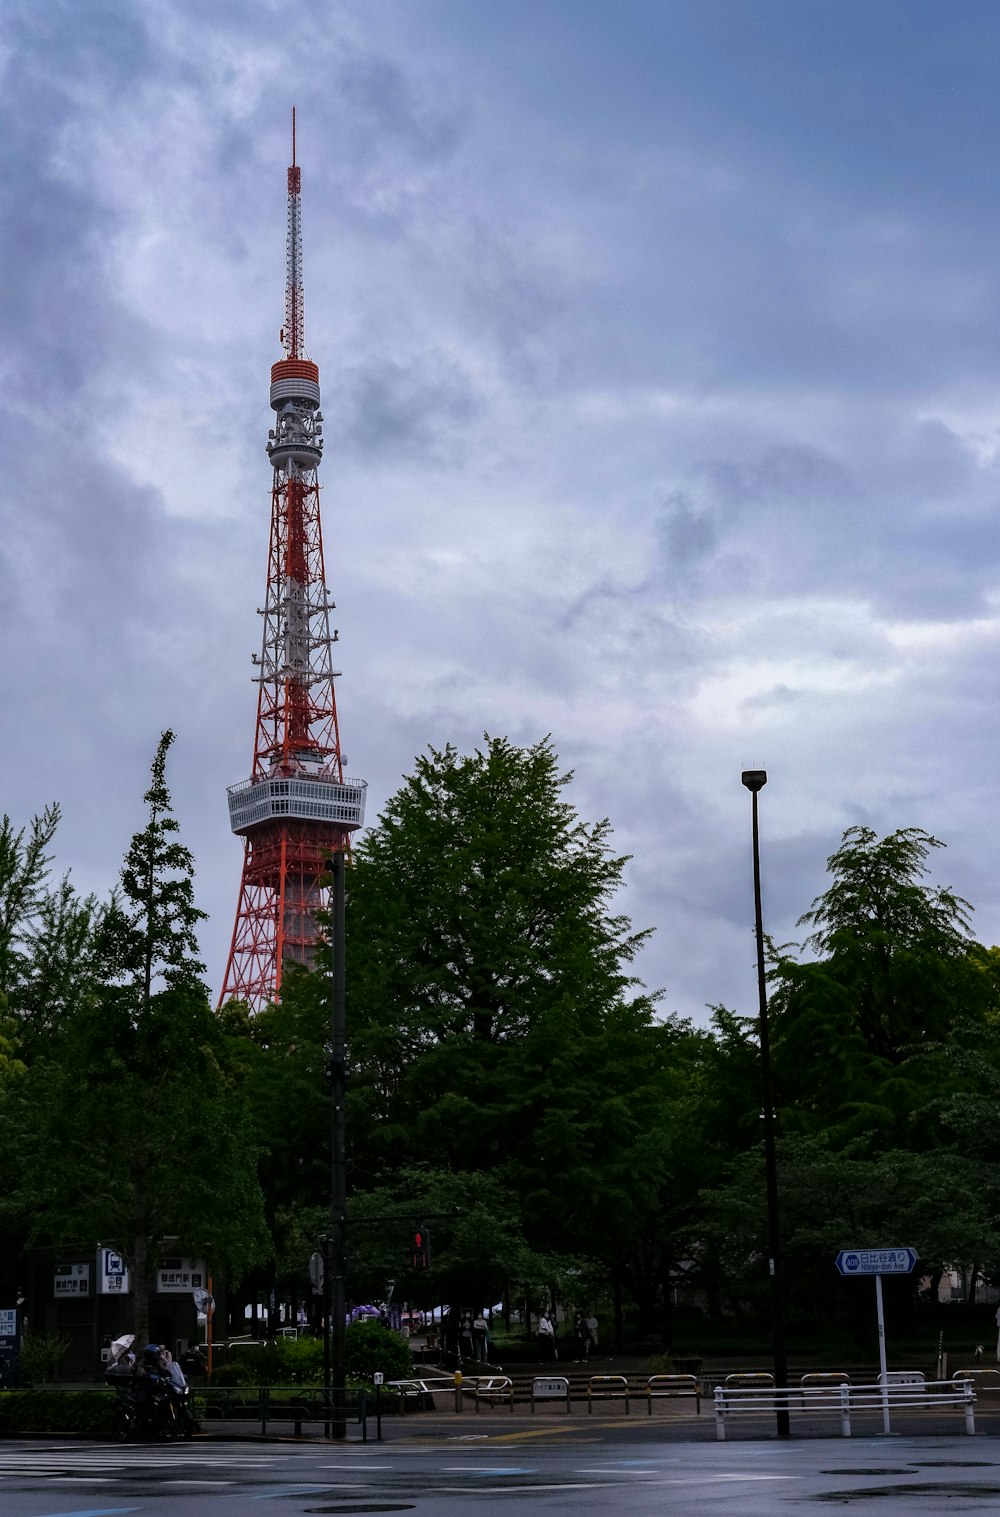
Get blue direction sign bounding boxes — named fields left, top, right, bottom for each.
left=836, top=1247, right=918, bottom=1276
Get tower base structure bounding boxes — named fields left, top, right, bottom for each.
left=223, top=820, right=351, bottom=1009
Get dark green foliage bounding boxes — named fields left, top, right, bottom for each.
left=0, top=803, right=104, bottom=1057
left=101, top=729, right=207, bottom=1006
left=207, top=1328, right=410, bottom=1387
left=701, top=1132, right=1000, bottom=1324
left=0, top=1390, right=119, bottom=1435
left=344, top=733, right=659, bottom=1183
left=10, top=728, right=1000, bottom=1363
left=792, top=826, right=987, bottom=1063
left=344, top=1320, right=413, bottom=1381
left=0, top=735, right=268, bottom=1344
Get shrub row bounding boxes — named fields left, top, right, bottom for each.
left=0, top=1390, right=118, bottom=1436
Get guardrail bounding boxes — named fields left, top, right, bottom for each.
left=587, top=1374, right=629, bottom=1414
left=646, top=1373, right=701, bottom=1414
left=200, top=1385, right=368, bottom=1439
left=462, top=1373, right=702, bottom=1416
left=713, top=1378, right=976, bottom=1441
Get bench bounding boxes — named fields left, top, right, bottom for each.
left=712, top=1378, right=976, bottom=1440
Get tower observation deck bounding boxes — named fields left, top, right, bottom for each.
left=219, top=112, right=366, bottom=1011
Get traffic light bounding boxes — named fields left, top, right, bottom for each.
left=410, top=1225, right=430, bottom=1270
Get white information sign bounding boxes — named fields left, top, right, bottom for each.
left=97, top=1248, right=131, bottom=1295
left=835, top=1247, right=917, bottom=1277
left=54, top=1263, right=90, bottom=1298
left=156, top=1258, right=206, bottom=1294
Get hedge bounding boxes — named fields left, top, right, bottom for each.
left=0, top=1390, right=118, bottom=1436
left=0, top=1389, right=208, bottom=1437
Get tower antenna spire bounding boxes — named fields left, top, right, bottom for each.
left=285, top=106, right=304, bottom=359
left=219, top=120, right=367, bottom=1012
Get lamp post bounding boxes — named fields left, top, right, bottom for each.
left=327, top=851, right=347, bottom=1441
left=740, top=769, right=789, bottom=1438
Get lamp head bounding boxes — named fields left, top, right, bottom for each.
left=741, top=769, right=767, bottom=793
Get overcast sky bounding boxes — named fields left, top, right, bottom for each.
left=5, top=0, right=1000, bottom=1024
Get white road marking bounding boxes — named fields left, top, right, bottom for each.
left=430, top=1482, right=612, bottom=1493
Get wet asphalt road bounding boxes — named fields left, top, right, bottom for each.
left=5, top=1424, right=1000, bottom=1516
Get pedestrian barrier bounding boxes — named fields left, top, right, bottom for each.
left=645, top=1373, right=701, bottom=1415
left=200, top=1385, right=368, bottom=1439
left=587, top=1374, right=630, bottom=1414
left=954, top=1368, right=1000, bottom=1395
left=531, top=1375, right=571, bottom=1413
left=384, top=1377, right=454, bottom=1413
left=713, top=1378, right=976, bottom=1441
left=800, top=1372, right=850, bottom=1394
left=472, top=1376, right=515, bottom=1413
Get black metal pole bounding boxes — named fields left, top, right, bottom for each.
left=322, top=1236, right=330, bottom=1436
left=329, top=851, right=348, bottom=1440
left=742, top=771, right=789, bottom=1438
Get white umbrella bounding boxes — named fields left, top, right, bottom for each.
left=108, top=1333, right=135, bottom=1364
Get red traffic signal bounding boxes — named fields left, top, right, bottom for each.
left=410, top=1226, right=430, bottom=1270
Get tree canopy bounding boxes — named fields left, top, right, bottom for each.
left=3, top=732, right=1000, bottom=1363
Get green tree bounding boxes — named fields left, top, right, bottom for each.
left=0, top=804, right=104, bottom=1057
left=3, top=735, right=268, bottom=1342
left=345, top=735, right=656, bottom=1179
left=791, top=826, right=988, bottom=1064
left=101, top=729, right=207, bottom=1007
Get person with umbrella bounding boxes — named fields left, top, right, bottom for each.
left=105, top=1334, right=135, bottom=1383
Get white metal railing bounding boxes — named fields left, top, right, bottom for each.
left=228, top=775, right=367, bottom=834
left=713, top=1378, right=976, bottom=1440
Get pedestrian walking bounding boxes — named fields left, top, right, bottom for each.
left=537, top=1312, right=557, bottom=1361
left=574, top=1313, right=590, bottom=1360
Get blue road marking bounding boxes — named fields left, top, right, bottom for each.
left=38, top=1509, right=143, bottom=1517
left=252, top=1488, right=339, bottom=1500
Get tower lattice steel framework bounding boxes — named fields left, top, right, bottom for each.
left=219, top=111, right=366, bottom=1011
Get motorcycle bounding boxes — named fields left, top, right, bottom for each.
left=161, top=1378, right=199, bottom=1438
left=107, top=1373, right=198, bottom=1441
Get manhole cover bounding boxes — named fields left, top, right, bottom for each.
left=305, top=1507, right=415, bottom=1515
left=821, top=1469, right=912, bottom=1476
left=914, top=1461, right=996, bottom=1468
left=814, top=1484, right=1000, bottom=1502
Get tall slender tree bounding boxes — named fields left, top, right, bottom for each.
left=5, top=734, right=268, bottom=1344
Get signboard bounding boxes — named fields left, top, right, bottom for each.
left=834, top=1246, right=920, bottom=1435
left=97, top=1247, right=130, bottom=1295
left=156, top=1258, right=206, bottom=1294
left=0, top=1307, right=18, bottom=1388
left=532, top=1376, right=569, bottom=1398
left=836, top=1248, right=917, bottom=1277
left=54, top=1263, right=90, bottom=1298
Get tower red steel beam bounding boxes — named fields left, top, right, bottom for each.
left=219, top=111, right=366, bottom=1012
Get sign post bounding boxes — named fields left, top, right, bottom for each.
left=835, top=1248, right=918, bottom=1434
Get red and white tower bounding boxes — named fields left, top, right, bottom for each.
left=219, top=112, right=366, bottom=1012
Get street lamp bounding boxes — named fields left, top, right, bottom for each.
left=326, top=851, right=348, bottom=1441
left=740, top=769, right=789, bottom=1438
